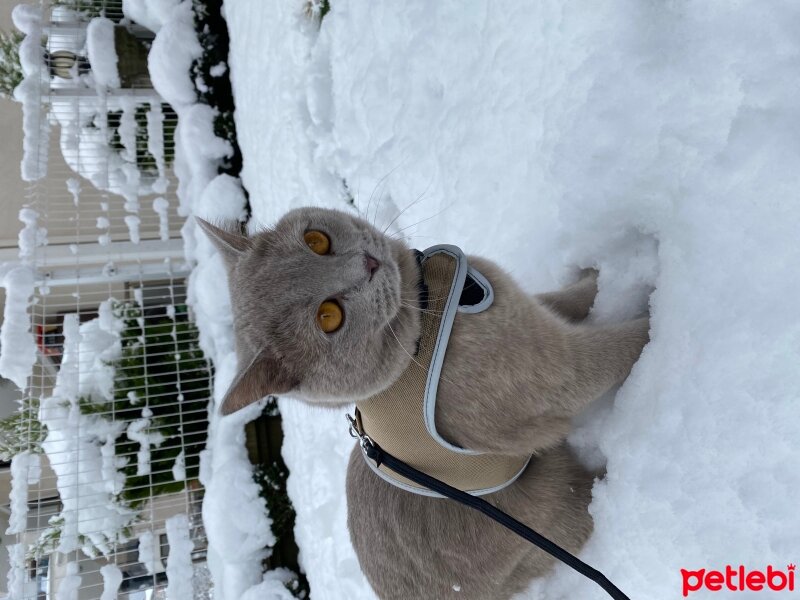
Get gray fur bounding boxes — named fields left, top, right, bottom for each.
left=198, top=207, right=650, bottom=600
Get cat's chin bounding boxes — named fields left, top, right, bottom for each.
left=287, top=393, right=356, bottom=409
left=288, top=386, right=389, bottom=408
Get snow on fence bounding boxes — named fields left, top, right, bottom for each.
left=2, top=1, right=213, bottom=598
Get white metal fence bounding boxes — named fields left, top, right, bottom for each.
left=2, top=1, right=214, bottom=598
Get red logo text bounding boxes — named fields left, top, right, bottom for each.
left=681, top=564, right=795, bottom=597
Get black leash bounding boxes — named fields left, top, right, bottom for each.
left=351, top=420, right=631, bottom=600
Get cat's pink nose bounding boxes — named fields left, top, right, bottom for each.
left=365, top=253, right=380, bottom=280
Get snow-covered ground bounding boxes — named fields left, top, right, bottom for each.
left=219, top=1, right=800, bottom=599
left=13, top=0, right=789, bottom=598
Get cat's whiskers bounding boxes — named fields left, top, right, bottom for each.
left=397, top=289, right=455, bottom=304
left=385, top=232, right=438, bottom=245
left=381, top=180, right=433, bottom=235
left=385, top=321, right=425, bottom=369
left=388, top=201, right=455, bottom=239
left=384, top=321, right=455, bottom=387
left=366, top=163, right=404, bottom=228
left=387, top=323, right=453, bottom=385
left=398, top=301, right=445, bottom=316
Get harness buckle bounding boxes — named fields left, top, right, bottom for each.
left=346, top=412, right=375, bottom=451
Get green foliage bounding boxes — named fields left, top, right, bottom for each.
left=0, top=30, right=23, bottom=100
left=253, top=461, right=309, bottom=598
left=306, top=0, right=331, bottom=23
left=319, top=0, right=331, bottom=21
left=0, top=396, right=46, bottom=463
left=191, top=0, right=246, bottom=185
left=253, top=461, right=294, bottom=541
left=2, top=300, right=212, bottom=558
left=27, top=515, right=66, bottom=559
left=104, top=301, right=211, bottom=508
left=0, top=303, right=211, bottom=524
left=104, top=103, right=177, bottom=173
left=252, top=398, right=309, bottom=597
left=27, top=514, right=134, bottom=560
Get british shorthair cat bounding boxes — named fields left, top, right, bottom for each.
left=198, top=206, right=649, bottom=599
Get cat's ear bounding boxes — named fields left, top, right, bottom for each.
left=220, top=349, right=297, bottom=416
left=195, top=218, right=252, bottom=269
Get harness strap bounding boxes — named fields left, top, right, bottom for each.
left=354, top=426, right=632, bottom=600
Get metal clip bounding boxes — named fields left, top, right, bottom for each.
left=346, top=413, right=374, bottom=450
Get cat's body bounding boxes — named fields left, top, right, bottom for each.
left=347, top=438, right=595, bottom=600
left=198, top=207, right=649, bottom=600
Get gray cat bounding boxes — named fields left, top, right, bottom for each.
left=198, top=207, right=649, bottom=600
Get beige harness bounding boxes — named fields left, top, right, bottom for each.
left=355, top=246, right=531, bottom=497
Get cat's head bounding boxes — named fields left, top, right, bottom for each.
left=197, top=207, right=422, bottom=414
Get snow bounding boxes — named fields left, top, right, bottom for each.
left=209, top=62, right=227, bottom=78
left=6, top=543, right=35, bottom=599
left=199, top=403, right=276, bottom=599
left=194, top=74, right=209, bottom=95
left=239, top=568, right=299, bottom=600
left=194, top=174, right=247, bottom=223
left=125, top=215, right=141, bottom=244
left=17, top=208, right=47, bottom=263
left=153, top=197, right=171, bottom=241
left=147, top=1, right=203, bottom=109
left=118, top=103, right=139, bottom=163
left=138, top=530, right=165, bottom=575
left=37, top=304, right=136, bottom=557
left=177, top=104, right=233, bottom=186
left=146, top=103, right=169, bottom=193
left=123, top=0, right=182, bottom=34
left=126, top=407, right=166, bottom=477
left=38, top=399, right=131, bottom=555
left=214, top=1, right=800, bottom=599
left=75, top=300, right=125, bottom=401
left=86, top=18, right=121, bottom=89
left=0, top=266, right=37, bottom=389
left=55, top=562, right=81, bottom=600
left=21, top=5, right=165, bottom=196
left=56, top=313, right=80, bottom=400
left=142, top=4, right=281, bottom=597
left=6, top=451, right=41, bottom=536
left=172, top=449, right=186, bottom=481
left=66, top=177, right=81, bottom=206
left=99, top=564, right=123, bottom=600
left=10, top=3, right=39, bottom=38
left=12, top=4, right=50, bottom=182
left=165, top=514, right=195, bottom=600
left=51, top=95, right=163, bottom=199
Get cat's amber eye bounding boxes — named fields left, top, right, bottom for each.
left=304, top=230, right=330, bottom=255
left=316, top=300, right=343, bottom=333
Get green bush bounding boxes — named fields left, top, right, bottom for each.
left=0, top=30, right=23, bottom=100
left=107, top=301, right=211, bottom=508
left=0, top=300, right=212, bottom=557
left=0, top=396, right=46, bottom=463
